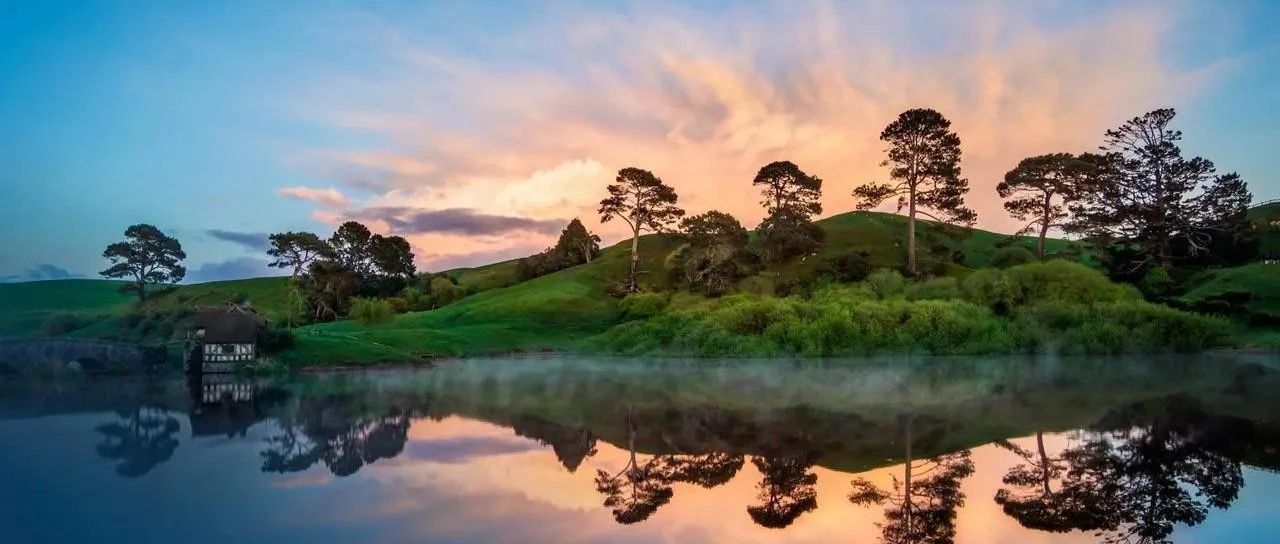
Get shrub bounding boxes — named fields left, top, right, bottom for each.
left=258, top=325, right=295, bottom=354
left=1013, top=300, right=1231, bottom=353
left=864, top=269, right=906, bottom=300
left=963, top=261, right=1127, bottom=312
left=992, top=246, right=1036, bottom=268
left=348, top=297, right=394, bottom=326
left=908, top=277, right=961, bottom=301
left=820, top=252, right=873, bottom=283
left=619, top=292, right=669, bottom=320
left=399, top=287, right=433, bottom=312
left=1139, top=266, right=1177, bottom=298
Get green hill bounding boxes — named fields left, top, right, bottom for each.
left=1249, top=199, right=1280, bottom=258
left=283, top=211, right=1079, bottom=364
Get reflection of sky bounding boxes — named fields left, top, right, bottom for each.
left=1, top=414, right=1277, bottom=543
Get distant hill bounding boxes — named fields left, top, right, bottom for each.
left=1248, top=199, right=1280, bottom=258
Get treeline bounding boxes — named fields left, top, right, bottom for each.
left=597, top=106, right=1257, bottom=299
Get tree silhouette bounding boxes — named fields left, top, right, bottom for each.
left=748, top=453, right=820, bottom=528
left=99, top=224, right=186, bottom=302
left=94, top=406, right=181, bottom=478
left=993, top=432, right=1114, bottom=533
left=266, top=231, right=333, bottom=280
left=593, top=412, right=674, bottom=524
left=849, top=416, right=974, bottom=544
left=852, top=108, right=975, bottom=276
left=260, top=399, right=411, bottom=477
left=997, top=153, right=1098, bottom=260
left=598, top=167, right=684, bottom=293
left=677, top=211, right=759, bottom=295
left=753, top=161, right=825, bottom=263
left=593, top=410, right=745, bottom=525
left=1067, top=108, right=1253, bottom=272
left=992, top=402, right=1247, bottom=544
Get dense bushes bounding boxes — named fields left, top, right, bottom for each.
left=349, top=297, right=394, bottom=325
left=594, top=260, right=1232, bottom=356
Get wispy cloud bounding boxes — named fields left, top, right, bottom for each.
left=281, top=0, right=1225, bottom=267
left=359, top=207, right=565, bottom=237
left=278, top=185, right=350, bottom=208
left=207, top=229, right=269, bottom=252
left=185, top=257, right=282, bottom=283
left=0, top=264, right=81, bottom=283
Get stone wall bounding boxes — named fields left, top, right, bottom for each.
left=0, top=338, right=167, bottom=373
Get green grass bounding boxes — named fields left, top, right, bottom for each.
left=282, top=213, right=1093, bottom=365
left=1249, top=200, right=1280, bottom=258
left=1181, top=263, right=1280, bottom=320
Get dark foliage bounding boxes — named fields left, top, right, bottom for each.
left=100, top=224, right=186, bottom=302
left=853, top=108, right=976, bottom=276
left=599, top=167, right=684, bottom=292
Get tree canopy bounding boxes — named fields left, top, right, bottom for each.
left=99, top=223, right=186, bottom=302
left=853, top=108, right=975, bottom=275
left=1067, top=108, right=1253, bottom=272
left=998, top=153, right=1098, bottom=260
left=599, top=167, right=684, bottom=292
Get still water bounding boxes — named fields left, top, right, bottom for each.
left=2, top=355, right=1279, bottom=543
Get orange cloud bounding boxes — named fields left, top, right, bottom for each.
left=288, top=1, right=1223, bottom=269
left=278, top=185, right=351, bottom=208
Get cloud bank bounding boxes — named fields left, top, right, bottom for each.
left=279, top=0, right=1226, bottom=270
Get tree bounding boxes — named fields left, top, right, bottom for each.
left=329, top=221, right=375, bottom=277
left=554, top=218, right=602, bottom=265
left=369, top=234, right=416, bottom=295
left=99, top=224, right=186, bottom=302
left=94, top=406, right=181, bottom=478
left=749, top=454, right=820, bottom=529
left=992, top=433, right=1113, bottom=534
left=302, top=260, right=359, bottom=321
left=849, top=416, right=975, bottom=544
left=599, top=167, right=684, bottom=292
left=677, top=211, right=759, bottom=295
left=853, top=108, right=976, bottom=276
left=753, top=161, right=824, bottom=262
left=997, top=153, right=1097, bottom=260
left=1067, top=108, right=1253, bottom=271
left=266, top=231, right=333, bottom=280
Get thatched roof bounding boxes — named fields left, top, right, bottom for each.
left=194, top=306, right=264, bottom=343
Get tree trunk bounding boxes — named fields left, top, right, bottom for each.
left=1036, top=431, right=1050, bottom=496
left=627, top=225, right=641, bottom=292
left=903, top=415, right=914, bottom=534
left=1037, top=222, right=1049, bottom=261
left=906, top=188, right=918, bottom=276
left=1038, top=194, right=1051, bottom=261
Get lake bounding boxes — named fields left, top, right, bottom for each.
left=2, top=354, right=1278, bottom=543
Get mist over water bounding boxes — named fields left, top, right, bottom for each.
left=2, top=354, right=1278, bottom=543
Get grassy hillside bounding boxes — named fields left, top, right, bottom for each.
left=0, top=276, right=292, bottom=341
left=1249, top=200, right=1280, bottom=258
left=1182, top=263, right=1280, bottom=321
left=284, top=212, right=1079, bottom=364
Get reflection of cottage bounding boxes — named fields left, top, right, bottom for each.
left=186, top=373, right=287, bottom=438
left=185, top=305, right=265, bottom=374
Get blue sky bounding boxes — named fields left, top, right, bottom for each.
left=1, top=0, right=1277, bottom=282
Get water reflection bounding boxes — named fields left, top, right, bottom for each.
left=2, top=355, right=1279, bottom=543
left=93, top=406, right=180, bottom=477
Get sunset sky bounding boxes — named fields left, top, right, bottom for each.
left=2, top=0, right=1278, bottom=282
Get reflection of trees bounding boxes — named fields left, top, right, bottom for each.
left=748, top=453, right=819, bottom=529
left=849, top=416, right=974, bottom=544
left=994, top=400, right=1246, bottom=544
left=94, top=406, right=181, bottom=478
left=594, top=409, right=745, bottom=524
left=993, top=432, right=1112, bottom=533
left=260, top=397, right=411, bottom=477
left=511, top=416, right=598, bottom=472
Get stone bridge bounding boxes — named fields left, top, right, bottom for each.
left=0, top=338, right=168, bottom=373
